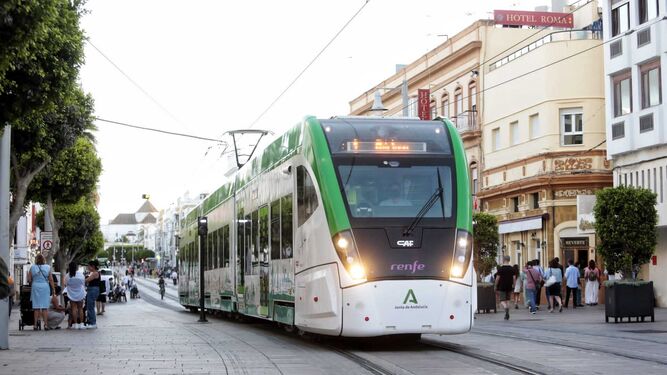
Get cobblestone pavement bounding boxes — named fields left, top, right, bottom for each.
left=2, top=281, right=666, bottom=375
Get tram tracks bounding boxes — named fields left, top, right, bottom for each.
left=471, top=328, right=667, bottom=366
left=420, top=338, right=548, bottom=375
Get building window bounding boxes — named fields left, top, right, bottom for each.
left=430, top=100, right=437, bottom=119
left=641, top=60, right=662, bottom=108
left=660, top=166, right=664, bottom=203
left=441, top=93, right=449, bottom=118
left=640, top=113, right=654, bottom=132
left=492, top=128, right=501, bottom=151
left=560, top=108, right=583, bottom=145
left=648, top=169, right=652, bottom=192
left=531, top=192, right=540, bottom=209
left=408, top=96, right=418, bottom=117
left=471, top=164, right=478, bottom=194
left=638, top=0, right=659, bottom=24
left=455, top=87, right=463, bottom=115
left=529, top=113, right=540, bottom=139
left=469, top=81, right=477, bottom=112
left=511, top=196, right=520, bottom=212
left=611, top=2, right=630, bottom=37
left=612, top=122, right=625, bottom=139
left=510, top=121, right=519, bottom=146
left=642, top=170, right=645, bottom=188
left=612, top=71, right=632, bottom=117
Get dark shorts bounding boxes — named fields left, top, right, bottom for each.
left=547, top=283, right=562, bottom=297
left=97, top=293, right=107, bottom=303
left=497, top=290, right=512, bottom=301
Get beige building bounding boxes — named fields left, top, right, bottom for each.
left=350, top=2, right=612, bottom=280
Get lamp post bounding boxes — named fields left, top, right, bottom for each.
left=197, top=216, right=208, bottom=323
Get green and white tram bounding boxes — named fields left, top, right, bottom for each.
left=178, top=116, right=474, bottom=337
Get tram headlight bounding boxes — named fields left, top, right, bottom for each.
left=450, top=230, right=472, bottom=278
left=333, top=230, right=366, bottom=280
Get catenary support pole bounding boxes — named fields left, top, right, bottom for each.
left=197, top=216, right=207, bottom=323
left=0, top=125, right=12, bottom=349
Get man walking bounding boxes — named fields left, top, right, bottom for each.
left=532, top=259, right=544, bottom=309
left=564, top=259, right=580, bottom=308
left=495, top=255, right=516, bottom=320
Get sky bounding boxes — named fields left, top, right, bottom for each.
left=79, top=0, right=548, bottom=223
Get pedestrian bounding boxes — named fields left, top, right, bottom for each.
left=27, top=254, right=54, bottom=330
left=85, top=260, right=101, bottom=329
left=96, top=274, right=109, bottom=315
left=523, top=261, right=542, bottom=314
left=171, top=270, right=178, bottom=286
left=584, top=260, right=601, bottom=305
left=531, top=259, right=544, bottom=309
left=494, top=255, right=516, bottom=320
left=564, top=259, right=580, bottom=308
left=65, top=262, right=86, bottom=329
left=545, top=258, right=564, bottom=313
left=123, top=270, right=130, bottom=289
left=574, top=261, right=584, bottom=307
left=7, top=273, right=14, bottom=317
left=512, top=264, right=522, bottom=309
left=46, top=285, right=66, bottom=330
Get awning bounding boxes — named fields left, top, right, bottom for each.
left=498, top=216, right=543, bottom=234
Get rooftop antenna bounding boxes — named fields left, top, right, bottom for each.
left=225, top=129, right=271, bottom=169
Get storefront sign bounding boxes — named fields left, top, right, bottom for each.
left=555, top=189, right=593, bottom=198
left=562, top=237, right=589, bottom=248
left=577, top=195, right=596, bottom=234
left=554, top=157, right=592, bottom=171
left=494, top=10, right=574, bottom=28
left=417, top=89, right=431, bottom=120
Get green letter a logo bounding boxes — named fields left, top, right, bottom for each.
left=403, top=289, right=418, bottom=304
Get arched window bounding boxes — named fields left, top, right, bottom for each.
left=470, top=162, right=478, bottom=194
left=468, top=80, right=477, bottom=112
left=441, top=92, right=449, bottom=118
left=454, top=86, right=464, bottom=115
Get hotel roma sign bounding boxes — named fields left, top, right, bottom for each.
left=494, top=10, right=574, bottom=28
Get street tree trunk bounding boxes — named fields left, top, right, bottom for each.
left=8, top=156, right=48, bottom=250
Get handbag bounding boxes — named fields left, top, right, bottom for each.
left=544, top=269, right=557, bottom=287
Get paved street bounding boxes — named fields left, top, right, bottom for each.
left=2, top=279, right=667, bottom=375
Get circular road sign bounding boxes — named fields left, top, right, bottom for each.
left=42, top=240, right=53, bottom=250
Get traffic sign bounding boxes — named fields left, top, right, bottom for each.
left=40, top=231, right=53, bottom=251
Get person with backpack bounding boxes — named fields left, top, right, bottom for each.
left=584, top=260, right=601, bottom=305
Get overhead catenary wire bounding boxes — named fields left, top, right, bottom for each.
left=87, top=39, right=188, bottom=130
left=386, top=16, right=666, bottom=117
left=247, top=0, right=371, bottom=130
left=94, top=117, right=225, bottom=143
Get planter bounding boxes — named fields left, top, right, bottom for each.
left=605, top=281, right=655, bottom=323
left=477, top=282, right=496, bottom=313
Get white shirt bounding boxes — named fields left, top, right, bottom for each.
left=66, top=271, right=86, bottom=302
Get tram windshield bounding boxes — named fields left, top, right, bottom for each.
left=337, top=163, right=453, bottom=219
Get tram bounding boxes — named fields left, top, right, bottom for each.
left=178, top=116, right=474, bottom=337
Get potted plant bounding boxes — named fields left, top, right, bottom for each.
left=593, top=186, right=658, bottom=323
left=473, top=212, right=499, bottom=313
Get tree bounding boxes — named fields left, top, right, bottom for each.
left=28, top=136, right=102, bottom=265
left=37, top=196, right=104, bottom=268
left=1, top=0, right=91, bottom=246
left=593, top=186, right=658, bottom=280
left=473, top=212, right=499, bottom=280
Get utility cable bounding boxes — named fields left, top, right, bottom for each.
left=87, top=39, right=188, bottom=129
left=248, top=0, right=371, bottom=129
left=94, top=117, right=224, bottom=143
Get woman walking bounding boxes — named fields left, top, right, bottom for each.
left=545, top=258, right=564, bottom=313
left=85, top=260, right=101, bottom=329
left=512, top=264, right=523, bottom=309
left=584, top=260, right=601, bottom=305
left=27, top=254, right=54, bottom=330
left=65, top=262, right=86, bottom=329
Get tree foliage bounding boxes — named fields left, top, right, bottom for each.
left=473, top=212, right=499, bottom=279
left=101, top=245, right=155, bottom=263
left=37, top=196, right=104, bottom=266
left=593, top=186, right=657, bottom=279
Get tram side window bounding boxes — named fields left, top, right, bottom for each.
left=207, top=233, right=214, bottom=270
left=281, top=195, right=293, bottom=259
left=222, top=225, right=230, bottom=267
left=297, top=166, right=319, bottom=226
left=259, top=206, right=269, bottom=262
left=216, top=228, right=223, bottom=269
left=214, top=229, right=220, bottom=269
left=252, top=210, right=259, bottom=270
left=237, top=209, right=244, bottom=270
left=244, top=213, right=252, bottom=274
left=270, top=199, right=281, bottom=260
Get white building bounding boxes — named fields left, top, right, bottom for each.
left=153, top=192, right=205, bottom=269
left=602, top=0, right=666, bottom=305
left=102, top=200, right=159, bottom=243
